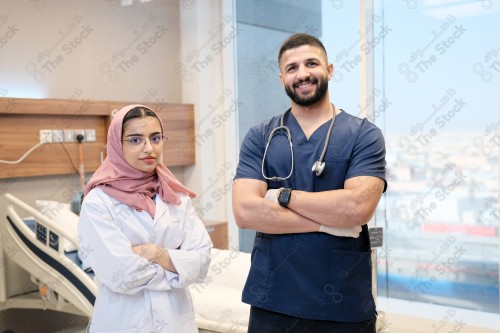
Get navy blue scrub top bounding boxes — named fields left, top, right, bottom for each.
left=236, top=110, right=386, bottom=193
left=235, top=110, right=387, bottom=322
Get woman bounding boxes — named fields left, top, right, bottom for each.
left=78, top=104, right=212, bottom=332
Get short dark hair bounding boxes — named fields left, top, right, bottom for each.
left=278, top=33, right=328, bottom=65
left=122, top=106, right=161, bottom=135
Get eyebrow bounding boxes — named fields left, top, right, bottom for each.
left=124, top=131, right=162, bottom=137
left=284, top=57, right=321, bottom=70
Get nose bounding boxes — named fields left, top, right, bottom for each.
left=297, top=64, right=310, bottom=80
left=142, top=138, right=154, bottom=152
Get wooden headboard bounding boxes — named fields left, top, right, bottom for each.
left=0, top=98, right=195, bottom=179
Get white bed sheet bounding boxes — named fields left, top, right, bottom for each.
left=191, top=248, right=251, bottom=333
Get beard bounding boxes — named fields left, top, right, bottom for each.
left=285, top=75, right=329, bottom=106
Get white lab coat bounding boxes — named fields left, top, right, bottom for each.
left=78, top=187, right=212, bottom=333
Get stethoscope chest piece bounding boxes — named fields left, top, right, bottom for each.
left=311, top=160, right=325, bottom=176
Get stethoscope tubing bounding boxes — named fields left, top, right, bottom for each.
left=261, top=104, right=337, bottom=181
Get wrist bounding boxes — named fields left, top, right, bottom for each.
left=278, top=188, right=292, bottom=208
left=152, top=245, right=164, bottom=263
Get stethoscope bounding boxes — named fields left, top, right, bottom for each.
left=261, top=104, right=337, bottom=181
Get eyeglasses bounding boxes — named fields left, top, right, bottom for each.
left=122, top=134, right=167, bottom=147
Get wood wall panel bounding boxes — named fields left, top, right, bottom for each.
left=0, top=98, right=195, bottom=179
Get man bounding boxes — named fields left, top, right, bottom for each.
left=232, top=33, right=387, bottom=332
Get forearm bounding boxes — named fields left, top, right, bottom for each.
left=132, top=244, right=177, bottom=273
left=233, top=195, right=320, bottom=234
left=288, top=189, right=360, bottom=227
left=153, top=247, right=177, bottom=273
left=288, top=177, right=385, bottom=227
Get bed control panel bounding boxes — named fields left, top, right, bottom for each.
left=35, top=223, right=59, bottom=251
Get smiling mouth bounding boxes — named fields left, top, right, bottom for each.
left=294, top=78, right=317, bottom=89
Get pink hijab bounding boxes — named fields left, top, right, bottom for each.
left=84, top=104, right=196, bottom=218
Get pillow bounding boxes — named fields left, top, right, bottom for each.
left=35, top=200, right=79, bottom=253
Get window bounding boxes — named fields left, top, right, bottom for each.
left=372, top=0, right=499, bottom=315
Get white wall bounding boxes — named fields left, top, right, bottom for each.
left=0, top=0, right=181, bottom=101
left=179, top=0, right=239, bottom=249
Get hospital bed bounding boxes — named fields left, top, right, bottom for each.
left=0, top=193, right=250, bottom=332
left=1, top=193, right=96, bottom=317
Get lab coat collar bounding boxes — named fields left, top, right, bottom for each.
left=106, top=191, right=168, bottom=222
left=153, top=195, right=169, bottom=222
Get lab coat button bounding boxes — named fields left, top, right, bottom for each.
left=136, top=208, right=142, bottom=212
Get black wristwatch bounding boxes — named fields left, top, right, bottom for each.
left=278, top=188, right=292, bottom=208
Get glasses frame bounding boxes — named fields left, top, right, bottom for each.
left=122, top=134, right=168, bottom=147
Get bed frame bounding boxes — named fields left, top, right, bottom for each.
left=1, top=193, right=95, bottom=316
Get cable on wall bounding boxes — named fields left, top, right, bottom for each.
left=0, top=142, right=46, bottom=165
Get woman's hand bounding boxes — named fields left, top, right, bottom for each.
left=132, top=244, right=177, bottom=273
left=132, top=244, right=158, bottom=261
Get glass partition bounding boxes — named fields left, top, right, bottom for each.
left=372, top=0, right=499, bottom=314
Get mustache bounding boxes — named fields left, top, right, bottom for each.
left=293, top=77, right=318, bottom=88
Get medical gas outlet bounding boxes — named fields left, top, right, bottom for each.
left=39, top=129, right=96, bottom=143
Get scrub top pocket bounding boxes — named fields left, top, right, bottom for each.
left=318, top=157, right=349, bottom=191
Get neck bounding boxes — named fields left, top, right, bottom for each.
left=289, top=98, right=339, bottom=140
left=290, top=97, right=335, bottom=124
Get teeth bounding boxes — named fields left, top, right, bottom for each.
left=295, top=81, right=313, bottom=88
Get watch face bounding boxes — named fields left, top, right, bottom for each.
left=278, top=188, right=291, bottom=207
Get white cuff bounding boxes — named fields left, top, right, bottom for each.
left=319, top=224, right=362, bottom=238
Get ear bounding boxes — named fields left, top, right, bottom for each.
left=279, top=72, right=285, bottom=86
left=327, top=63, right=334, bottom=80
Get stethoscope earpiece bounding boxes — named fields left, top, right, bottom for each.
left=311, top=161, right=325, bottom=176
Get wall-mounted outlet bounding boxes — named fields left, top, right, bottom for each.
left=85, top=129, right=96, bottom=142
left=39, top=129, right=52, bottom=143
left=74, top=129, right=85, bottom=142
left=52, top=129, right=64, bottom=143
left=64, top=129, right=75, bottom=142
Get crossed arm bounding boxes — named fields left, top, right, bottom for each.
left=132, top=245, right=177, bottom=273
left=232, top=175, right=385, bottom=234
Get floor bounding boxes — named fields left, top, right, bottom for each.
left=0, top=309, right=220, bottom=333
left=0, top=309, right=88, bottom=333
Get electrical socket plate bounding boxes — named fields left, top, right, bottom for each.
left=39, top=129, right=52, bottom=143
left=52, top=129, right=64, bottom=143
left=64, top=129, right=75, bottom=142
left=85, top=129, right=96, bottom=142
left=74, top=129, right=85, bottom=142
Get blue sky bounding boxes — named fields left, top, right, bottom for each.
left=322, top=0, right=499, bottom=134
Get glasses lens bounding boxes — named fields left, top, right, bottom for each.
left=151, top=134, right=163, bottom=144
left=128, top=137, right=143, bottom=145
left=124, top=135, right=165, bottom=146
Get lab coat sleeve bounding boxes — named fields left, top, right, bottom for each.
left=78, top=190, right=173, bottom=295
left=165, top=195, right=212, bottom=288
